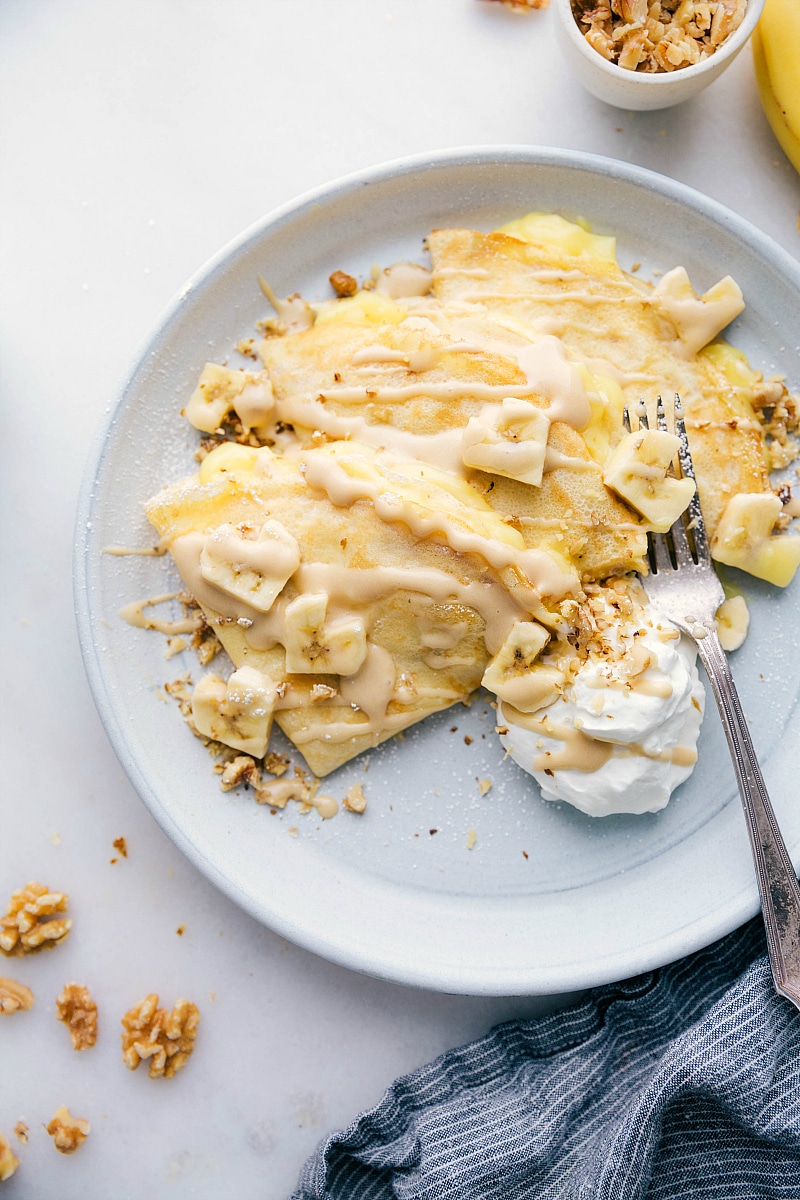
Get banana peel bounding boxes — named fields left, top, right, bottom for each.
left=753, top=0, right=800, bottom=174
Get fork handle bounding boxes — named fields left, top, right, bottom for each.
left=695, top=630, right=800, bottom=1010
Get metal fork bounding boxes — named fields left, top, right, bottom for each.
left=632, top=394, right=800, bottom=1010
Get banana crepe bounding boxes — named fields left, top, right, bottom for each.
left=144, top=211, right=800, bottom=782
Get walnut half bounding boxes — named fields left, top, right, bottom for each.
left=46, top=1107, right=90, bottom=1155
left=0, top=1131, right=20, bottom=1181
left=56, top=983, right=98, bottom=1050
left=0, top=976, right=34, bottom=1014
left=0, top=882, right=71, bottom=956
left=121, top=994, right=200, bottom=1079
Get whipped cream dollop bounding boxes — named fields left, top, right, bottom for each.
left=497, top=586, right=705, bottom=817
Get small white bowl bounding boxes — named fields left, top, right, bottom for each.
left=552, top=0, right=764, bottom=110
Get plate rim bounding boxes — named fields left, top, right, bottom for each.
left=74, top=145, right=800, bottom=994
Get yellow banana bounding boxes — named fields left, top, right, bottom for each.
left=752, top=0, right=800, bottom=174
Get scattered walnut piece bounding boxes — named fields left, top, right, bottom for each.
left=121, top=994, right=200, bottom=1079
left=263, top=751, right=290, bottom=777
left=343, top=783, right=367, bottom=813
left=0, top=976, right=34, bottom=1014
left=484, top=0, right=549, bottom=9
left=329, top=270, right=358, bottom=298
left=477, top=778, right=493, bottom=796
left=46, top=1107, right=90, bottom=1155
left=0, top=882, right=71, bottom=957
left=12, top=1123, right=27, bottom=1145
left=219, top=755, right=262, bottom=792
left=0, top=1131, right=19, bottom=1181
left=113, top=837, right=128, bottom=859
left=466, top=829, right=477, bottom=850
left=56, top=983, right=98, bottom=1051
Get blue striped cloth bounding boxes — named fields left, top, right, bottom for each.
left=293, top=919, right=800, bottom=1198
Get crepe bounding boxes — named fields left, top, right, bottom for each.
left=143, top=211, right=797, bottom=780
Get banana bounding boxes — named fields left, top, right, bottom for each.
left=710, top=493, right=800, bottom=585
left=282, top=592, right=368, bottom=676
left=715, top=595, right=750, bottom=651
left=191, top=666, right=276, bottom=756
left=603, top=429, right=695, bottom=533
left=753, top=0, right=800, bottom=175
left=649, top=268, right=744, bottom=356
left=199, top=520, right=300, bottom=613
left=494, top=212, right=617, bottom=264
left=461, top=398, right=551, bottom=486
left=197, top=441, right=273, bottom=483
left=185, top=363, right=275, bottom=434
left=482, top=620, right=565, bottom=713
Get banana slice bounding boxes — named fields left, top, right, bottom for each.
left=711, top=493, right=800, bottom=586
left=185, top=363, right=275, bottom=434
left=283, top=592, right=368, bottom=676
left=461, top=399, right=551, bottom=486
left=199, top=520, right=300, bottom=613
left=715, top=595, right=750, bottom=652
left=603, top=429, right=695, bottom=533
left=482, top=620, right=565, bottom=713
left=191, top=666, right=276, bottom=757
left=649, top=267, right=744, bottom=357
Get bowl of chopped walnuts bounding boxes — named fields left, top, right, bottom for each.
left=552, top=0, right=764, bottom=110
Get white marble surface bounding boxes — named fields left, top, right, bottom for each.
left=1, top=2, right=798, bottom=1197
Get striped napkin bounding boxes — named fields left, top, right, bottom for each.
left=293, top=918, right=800, bottom=1199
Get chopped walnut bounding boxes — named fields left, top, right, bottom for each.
left=56, top=983, right=98, bottom=1050
left=0, top=1132, right=19, bottom=1181
left=46, top=1107, right=90, bottom=1155
left=219, top=755, right=262, bottom=791
left=484, top=0, right=550, bottom=9
left=343, top=783, right=367, bottom=813
left=121, top=994, right=200, bottom=1079
left=0, top=882, right=71, bottom=957
left=191, top=611, right=222, bottom=665
left=571, top=0, right=745, bottom=73
left=329, top=270, right=358, bottom=298
left=113, top=837, right=128, bottom=858
left=13, top=1123, right=27, bottom=1144
left=263, top=751, right=290, bottom=777
left=0, top=976, right=34, bottom=1014
left=751, top=379, right=800, bottom=471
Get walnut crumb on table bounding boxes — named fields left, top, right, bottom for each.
left=0, top=976, right=34, bottom=1014
left=12, top=1124, right=27, bottom=1145
left=46, top=1107, right=90, bottom=1155
left=56, top=983, right=98, bottom=1050
left=0, top=882, right=71, bottom=956
left=0, top=1132, right=20, bottom=1181
left=121, top=995, right=200, bottom=1079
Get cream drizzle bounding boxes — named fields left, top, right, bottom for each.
left=301, top=452, right=578, bottom=600
left=103, top=541, right=168, bottom=557
left=259, top=276, right=315, bottom=333
left=170, top=534, right=541, bottom=657
left=543, top=446, right=601, bottom=473
left=119, top=593, right=200, bottom=635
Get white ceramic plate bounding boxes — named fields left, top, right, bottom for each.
left=75, top=147, right=800, bottom=996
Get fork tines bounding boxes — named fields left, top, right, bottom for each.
left=623, top=394, right=710, bottom=573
